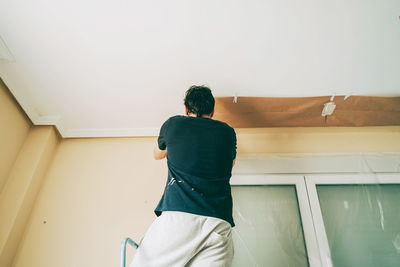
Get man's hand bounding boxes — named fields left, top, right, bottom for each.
left=154, top=146, right=167, bottom=160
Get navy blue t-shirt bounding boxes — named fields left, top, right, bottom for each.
left=154, top=115, right=237, bottom=227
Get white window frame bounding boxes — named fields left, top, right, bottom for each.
left=231, top=174, right=322, bottom=267
left=305, top=173, right=400, bottom=267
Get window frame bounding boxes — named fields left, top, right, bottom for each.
left=231, top=174, right=322, bottom=267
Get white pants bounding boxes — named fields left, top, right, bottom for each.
left=130, top=211, right=234, bottom=267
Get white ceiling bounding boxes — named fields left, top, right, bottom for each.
left=1, top=0, right=399, bottom=137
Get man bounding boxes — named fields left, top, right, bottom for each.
left=131, top=85, right=237, bottom=267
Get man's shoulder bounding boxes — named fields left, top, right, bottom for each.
left=168, top=115, right=186, bottom=121
left=206, top=118, right=235, bottom=133
left=213, top=119, right=234, bottom=130
left=168, top=115, right=234, bottom=131
left=161, top=115, right=184, bottom=124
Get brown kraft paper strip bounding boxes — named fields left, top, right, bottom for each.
left=213, top=96, right=400, bottom=127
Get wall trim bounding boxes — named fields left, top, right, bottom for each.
left=62, top=127, right=159, bottom=138
left=35, top=115, right=60, bottom=125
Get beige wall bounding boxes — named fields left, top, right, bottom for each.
left=11, top=126, right=400, bottom=267
left=0, top=80, right=32, bottom=193
left=13, top=137, right=167, bottom=267
left=236, top=126, right=400, bottom=153
left=0, top=126, right=59, bottom=267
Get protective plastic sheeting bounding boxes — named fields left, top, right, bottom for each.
left=317, top=184, right=400, bottom=267
left=231, top=153, right=400, bottom=267
left=231, top=185, right=309, bottom=267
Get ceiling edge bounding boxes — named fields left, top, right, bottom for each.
left=0, top=75, right=41, bottom=123
left=35, top=115, right=60, bottom=125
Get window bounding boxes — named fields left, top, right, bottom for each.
left=306, top=174, right=400, bottom=267
left=231, top=173, right=400, bottom=267
left=231, top=175, right=320, bottom=267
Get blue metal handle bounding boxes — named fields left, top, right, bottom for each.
left=121, top=237, right=139, bottom=267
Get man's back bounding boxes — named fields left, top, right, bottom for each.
left=163, top=115, right=236, bottom=178
left=155, top=115, right=237, bottom=227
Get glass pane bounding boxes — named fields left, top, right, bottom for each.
left=317, top=184, right=400, bottom=267
left=231, top=185, right=309, bottom=267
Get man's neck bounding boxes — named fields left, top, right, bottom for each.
left=187, top=113, right=212, bottom=119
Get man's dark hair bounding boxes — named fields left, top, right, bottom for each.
left=184, top=85, right=215, bottom=117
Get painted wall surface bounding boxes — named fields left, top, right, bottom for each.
left=0, top=81, right=31, bottom=192
left=0, top=126, right=59, bottom=267
left=13, top=137, right=167, bottom=267
left=236, top=126, right=400, bottom=153
left=12, top=126, right=400, bottom=267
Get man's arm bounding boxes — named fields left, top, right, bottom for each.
left=155, top=118, right=170, bottom=160
left=154, top=146, right=167, bottom=160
